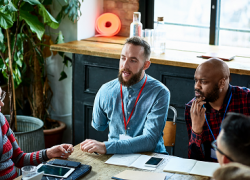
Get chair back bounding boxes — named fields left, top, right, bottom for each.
left=163, top=106, right=177, bottom=155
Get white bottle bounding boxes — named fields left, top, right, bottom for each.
left=130, top=12, right=143, bottom=37
left=153, top=17, right=166, bottom=54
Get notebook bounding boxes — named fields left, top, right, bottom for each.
left=105, top=154, right=162, bottom=170
left=163, top=157, right=220, bottom=177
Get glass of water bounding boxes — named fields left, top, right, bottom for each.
left=21, top=166, right=37, bottom=180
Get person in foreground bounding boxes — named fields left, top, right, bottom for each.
left=212, top=113, right=250, bottom=180
left=0, top=88, right=74, bottom=180
left=185, top=58, right=250, bottom=161
left=213, top=163, right=250, bottom=180
left=80, top=37, right=170, bottom=154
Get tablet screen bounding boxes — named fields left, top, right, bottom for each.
left=37, top=165, right=71, bottom=176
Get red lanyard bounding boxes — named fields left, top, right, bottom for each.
left=120, top=76, right=147, bottom=131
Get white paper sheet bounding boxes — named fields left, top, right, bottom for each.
left=190, top=161, right=220, bottom=177
left=163, top=157, right=197, bottom=174
left=129, top=154, right=156, bottom=170
left=105, top=154, right=141, bottom=167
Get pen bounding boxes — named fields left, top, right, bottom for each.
left=94, top=152, right=99, bottom=155
left=111, top=177, right=126, bottom=180
left=197, top=55, right=235, bottom=61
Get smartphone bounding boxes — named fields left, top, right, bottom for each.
left=145, top=157, right=164, bottom=167
left=37, top=164, right=75, bottom=178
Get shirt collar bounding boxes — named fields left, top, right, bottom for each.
left=222, top=84, right=232, bottom=107
left=126, top=73, right=147, bottom=91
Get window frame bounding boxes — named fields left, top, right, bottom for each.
left=139, top=0, right=250, bottom=46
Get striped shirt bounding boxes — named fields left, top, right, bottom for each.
left=0, top=113, right=48, bottom=180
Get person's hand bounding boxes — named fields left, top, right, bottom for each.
left=80, top=139, right=106, bottom=154
left=46, top=144, right=74, bottom=159
left=190, top=97, right=206, bottom=134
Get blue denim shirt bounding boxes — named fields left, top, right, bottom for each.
left=92, top=74, right=170, bottom=154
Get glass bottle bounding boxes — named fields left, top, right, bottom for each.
left=153, top=17, right=166, bottom=54
left=130, top=12, right=143, bottom=37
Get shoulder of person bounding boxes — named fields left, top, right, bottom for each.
left=99, top=79, right=119, bottom=92
left=146, top=75, right=170, bottom=93
left=232, top=85, right=250, bottom=94
left=0, top=112, right=6, bottom=126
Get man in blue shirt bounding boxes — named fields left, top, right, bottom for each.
left=80, top=37, right=170, bottom=154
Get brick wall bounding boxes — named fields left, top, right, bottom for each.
left=103, top=0, right=140, bottom=37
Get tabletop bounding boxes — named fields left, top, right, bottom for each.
left=50, top=36, right=250, bottom=76
left=15, top=144, right=210, bottom=180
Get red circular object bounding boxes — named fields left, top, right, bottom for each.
left=96, top=13, right=121, bottom=36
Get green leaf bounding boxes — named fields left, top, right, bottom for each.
left=23, top=0, right=40, bottom=5
left=56, top=5, right=67, bottom=24
left=13, top=66, right=22, bottom=86
left=16, top=57, right=22, bottom=67
left=42, top=0, right=52, bottom=5
left=0, top=41, right=6, bottom=52
left=38, top=4, right=59, bottom=29
left=20, top=9, right=45, bottom=40
left=0, top=27, right=3, bottom=43
left=59, top=70, right=67, bottom=81
left=0, top=11, right=14, bottom=29
left=63, top=58, right=68, bottom=67
left=0, top=0, right=8, bottom=6
left=20, top=2, right=34, bottom=12
left=58, top=51, right=64, bottom=57
left=63, top=0, right=83, bottom=22
left=2, top=1, right=17, bottom=14
left=56, top=31, right=64, bottom=44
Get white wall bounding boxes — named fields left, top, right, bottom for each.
left=47, top=0, right=103, bottom=144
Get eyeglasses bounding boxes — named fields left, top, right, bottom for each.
left=0, top=90, right=6, bottom=102
left=211, top=140, right=234, bottom=162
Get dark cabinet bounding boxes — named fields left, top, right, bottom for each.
left=73, top=54, right=250, bottom=158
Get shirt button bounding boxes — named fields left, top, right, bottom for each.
left=129, top=95, right=131, bottom=97
left=128, top=112, right=130, bottom=114
left=128, top=127, right=130, bottom=129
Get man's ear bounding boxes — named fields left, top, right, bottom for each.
left=143, top=60, right=151, bottom=70
left=219, top=78, right=226, bottom=89
left=222, top=155, right=232, bottom=165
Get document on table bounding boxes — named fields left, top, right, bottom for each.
left=163, top=157, right=220, bottom=177
left=112, top=170, right=166, bottom=180
left=105, top=154, right=163, bottom=170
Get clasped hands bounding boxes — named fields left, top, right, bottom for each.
left=190, top=97, right=206, bottom=134
left=80, top=139, right=106, bottom=154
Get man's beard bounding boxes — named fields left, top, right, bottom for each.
left=118, top=67, right=144, bottom=87
left=195, top=84, right=220, bottom=102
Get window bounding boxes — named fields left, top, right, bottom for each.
left=153, top=0, right=250, bottom=48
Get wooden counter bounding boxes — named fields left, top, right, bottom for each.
left=51, top=36, right=250, bottom=75
left=50, top=36, right=250, bottom=158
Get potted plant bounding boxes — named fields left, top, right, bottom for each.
left=0, top=0, right=82, bottom=150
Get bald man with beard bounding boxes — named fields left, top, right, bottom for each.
left=185, top=58, right=250, bottom=162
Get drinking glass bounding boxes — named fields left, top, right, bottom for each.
left=21, top=166, right=37, bottom=180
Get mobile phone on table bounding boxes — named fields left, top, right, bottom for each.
left=144, top=157, right=164, bottom=167
left=37, top=164, right=75, bottom=178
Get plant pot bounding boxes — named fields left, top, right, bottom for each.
left=43, top=120, right=66, bottom=148
left=5, top=115, right=45, bottom=153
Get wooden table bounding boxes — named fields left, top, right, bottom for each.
left=15, top=144, right=209, bottom=180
